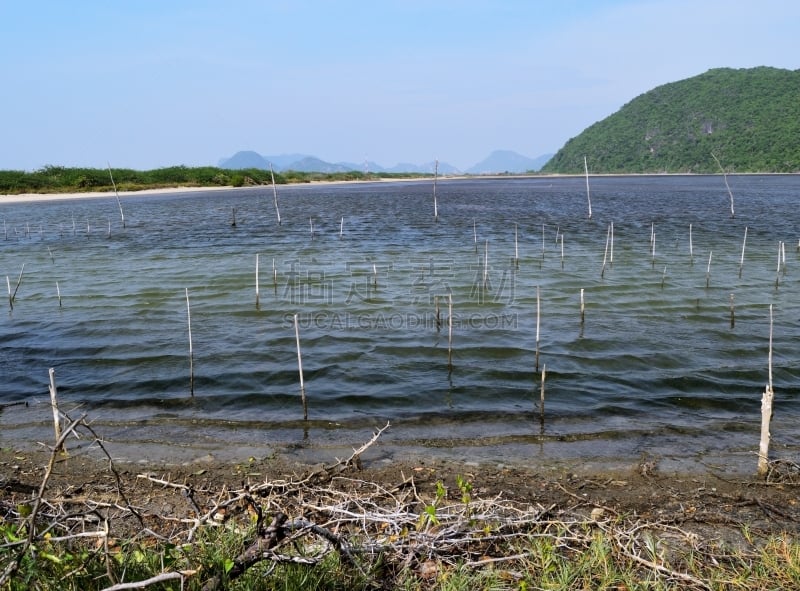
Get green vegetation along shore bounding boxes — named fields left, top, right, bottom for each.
left=0, top=165, right=430, bottom=196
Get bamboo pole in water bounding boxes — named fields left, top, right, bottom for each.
left=729, top=293, right=735, bottom=329
left=473, top=219, right=477, bottom=253
left=483, top=240, right=489, bottom=289
left=560, top=233, right=565, bottom=269
left=56, top=282, right=62, bottom=308
left=651, top=231, right=656, bottom=268
left=609, top=222, right=614, bottom=268
left=601, top=225, right=610, bottom=278
left=661, top=266, right=667, bottom=289
left=339, top=216, right=344, bottom=239
left=775, top=241, right=782, bottom=289
left=11, top=263, right=24, bottom=307
left=584, top=156, right=592, bottom=219
left=739, top=227, right=748, bottom=278
left=514, top=223, right=519, bottom=265
left=447, top=294, right=453, bottom=371
left=107, top=163, right=126, bottom=228
left=270, top=164, right=281, bottom=226
left=186, top=288, right=194, bottom=396
left=757, top=304, right=774, bottom=479
left=435, top=295, right=441, bottom=330
left=294, top=313, right=308, bottom=420
left=48, top=368, right=64, bottom=452
left=6, top=276, right=12, bottom=310
left=689, top=223, right=694, bottom=265
left=255, top=254, right=260, bottom=309
left=706, top=251, right=712, bottom=288
left=535, top=286, right=541, bottom=372
left=433, top=159, right=439, bottom=222
left=539, top=364, right=546, bottom=425
left=580, top=288, right=585, bottom=325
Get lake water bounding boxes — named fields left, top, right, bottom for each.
left=1, top=175, right=799, bottom=472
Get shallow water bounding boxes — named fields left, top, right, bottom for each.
left=1, top=175, right=799, bottom=470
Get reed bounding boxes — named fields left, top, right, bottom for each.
left=535, top=286, right=541, bottom=372
left=739, top=227, right=748, bottom=278
left=757, top=304, right=774, bottom=478
left=270, top=164, right=281, bottom=226
left=294, top=313, right=308, bottom=419
left=107, top=163, right=126, bottom=228
left=447, top=294, right=453, bottom=371
left=48, top=368, right=64, bottom=452
left=584, top=156, right=592, bottom=219
left=186, top=288, right=194, bottom=396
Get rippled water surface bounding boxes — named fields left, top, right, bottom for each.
left=2, top=176, right=799, bottom=467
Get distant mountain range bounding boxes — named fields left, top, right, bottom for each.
left=218, top=150, right=553, bottom=174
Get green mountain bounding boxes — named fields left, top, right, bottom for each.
left=541, top=67, right=800, bottom=174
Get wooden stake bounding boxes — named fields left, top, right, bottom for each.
left=739, top=227, right=748, bottom=278
left=48, top=368, right=64, bottom=452
left=294, top=313, right=307, bottom=419
left=757, top=304, right=774, bottom=479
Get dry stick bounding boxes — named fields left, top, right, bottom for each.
left=107, top=163, right=126, bottom=228
left=584, top=155, right=592, bottom=219
left=706, top=251, right=712, bottom=288
left=739, top=226, right=748, bottom=278
left=186, top=288, right=194, bottom=396
left=711, top=151, right=735, bottom=218
left=535, top=286, right=541, bottom=372
left=294, top=313, right=307, bottom=420
left=270, top=163, right=281, bottom=225
left=48, top=368, right=63, bottom=452
left=447, top=294, right=453, bottom=371
left=757, top=304, right=775, bottom=479
left=730, top=293, right=735, bottom=329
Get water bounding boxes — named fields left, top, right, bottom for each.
left=1, top=175, right=799, bottom=470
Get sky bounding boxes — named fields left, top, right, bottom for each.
left=1, top=0, right=798, bottom=172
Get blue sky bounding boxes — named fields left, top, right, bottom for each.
left=1, top=0, right=797, bottom=171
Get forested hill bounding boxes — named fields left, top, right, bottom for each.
left=541, top=67, right=800, bottom=174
